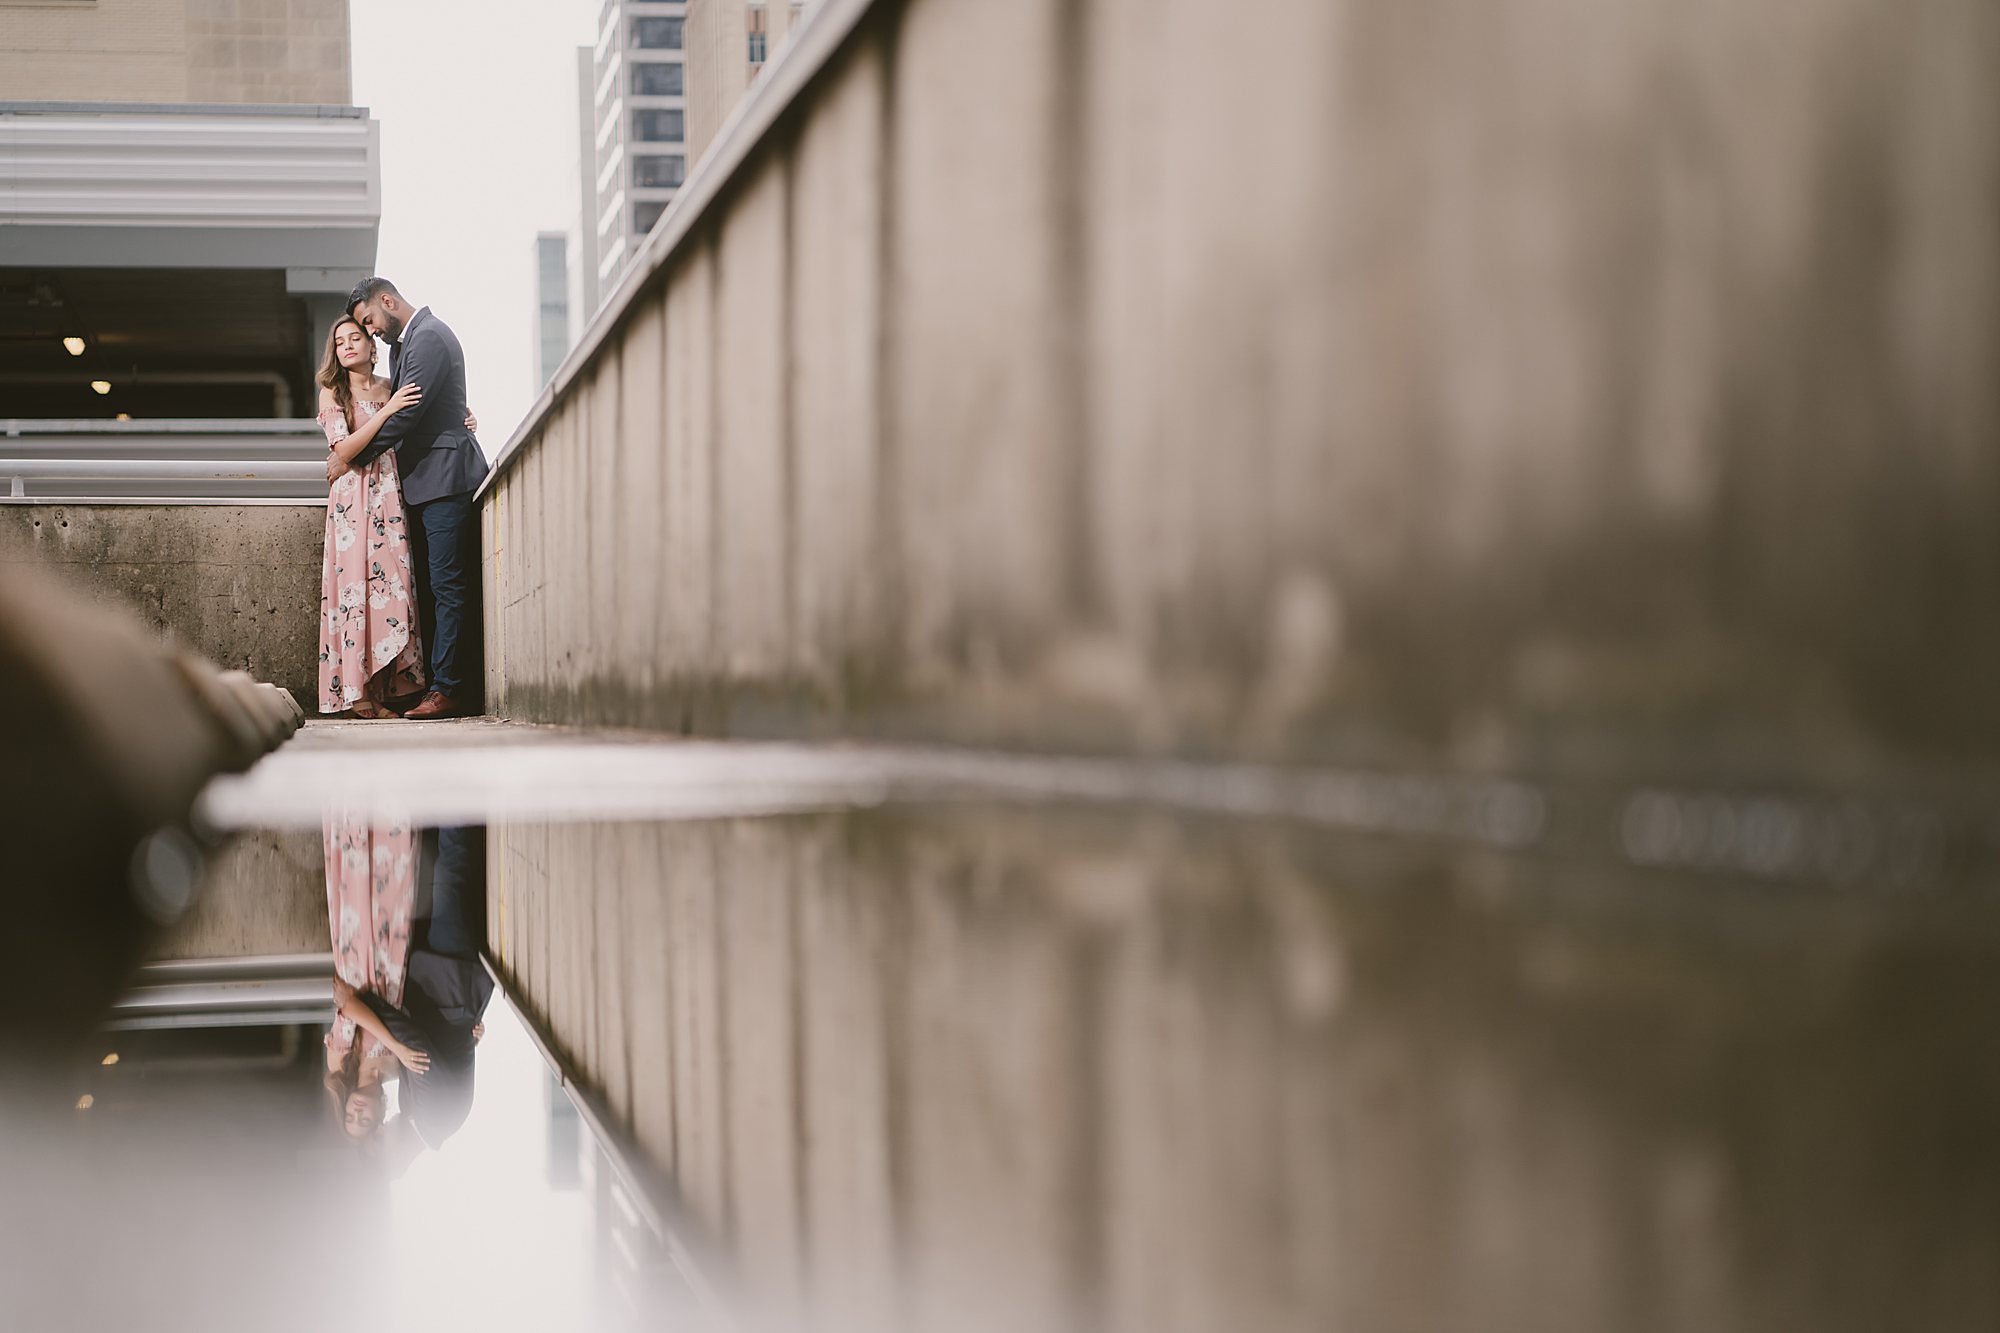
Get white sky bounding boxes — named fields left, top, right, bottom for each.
left=348, top=0, right=598, bottom=456
left=388, top=993, right=600, bottom=1330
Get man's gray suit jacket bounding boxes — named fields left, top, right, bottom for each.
left=351, top=306, right=490, bottom=506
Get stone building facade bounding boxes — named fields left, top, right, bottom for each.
left=0, top=0, right=351, bottom=105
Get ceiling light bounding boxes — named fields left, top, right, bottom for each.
left=101, top=1053, right=119, bottom=1066
left=90, top=380, right=111, bottom=395
left=75, top=1094, right=94, bottom=1111
left=63, top=336, right=86, bottom=356
left=115, top=412, right=131, bottom=422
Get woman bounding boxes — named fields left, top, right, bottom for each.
left=321, top=809, right=424, bottom=1140
left=315, top=316, right=428, bottom=719
left=324, top=973, right=429, bottom=1141
left=320, top=818, right=485, bottom=1145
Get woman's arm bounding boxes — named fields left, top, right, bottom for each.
left=350, top=329, right=447, bottom=467
left=337, top=993, right=432, bottom=1073
left=330, top=382, right=422, bottom=465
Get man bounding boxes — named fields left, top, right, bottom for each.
left=338, top=276, right=489, bottom=720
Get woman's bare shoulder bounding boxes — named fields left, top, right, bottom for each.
left=317, top=384, right=338, bottom=410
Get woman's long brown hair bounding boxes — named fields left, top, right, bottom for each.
left=323, top=1039, right=362, bottom=1123
left=323, top=1038, right=386, bottom=1145
left=316, top=316, right=368, bottom=427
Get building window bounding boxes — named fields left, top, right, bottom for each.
left=633, top=17, right=684, bottom=49
left=633, top=154, right=687, bottom=190
left=635, top=201, right=668, bottom=235
left=633, top=109, right=685, bottom=143
left=631, top=61, right=684, bottom=96
left=748, top=31, right=767, bottom=63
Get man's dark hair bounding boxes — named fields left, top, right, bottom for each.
left=346, top=276, right=401, bottom=317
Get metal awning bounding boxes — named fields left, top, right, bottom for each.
left=0, top=102, right=379, bottom=291
left=107, top=954, right=333, bottom=1031
left=1, top=418, right=330, bottom=502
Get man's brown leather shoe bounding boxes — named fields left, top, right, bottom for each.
left=402, top=691, right=474, bottom=721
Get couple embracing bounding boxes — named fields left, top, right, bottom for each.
left=314, top=276, right=489, bottom=721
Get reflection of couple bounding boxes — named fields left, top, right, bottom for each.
left=314, top=276, right=489, bottom=722
left=322, top=823, right=492, bottom=1155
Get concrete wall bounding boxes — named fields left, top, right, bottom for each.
left=154, top=829, right=326, bottom=960
left=0, top=505, right=324, bottom=704
left=491, top=809, right=2000, bottom=1333
left=484, top=0, right=2000, bottom=788
left=0, top=0, right=350, bottom=104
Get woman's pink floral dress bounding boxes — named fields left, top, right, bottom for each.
left=317, top=398, right=426, bottom=713
left=322, top=812, right=418, bottom=1066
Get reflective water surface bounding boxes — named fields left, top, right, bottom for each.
left=3, top=991, right=702, bottom=1333
left=7, top=778, right=1999, bottom=1333
left=1, top=820, right=704, bottom=1333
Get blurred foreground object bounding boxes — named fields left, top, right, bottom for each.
left=0, top=564, right=300, bottom=1056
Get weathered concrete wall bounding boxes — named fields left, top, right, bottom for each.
left=490, top=810, right=2000, bottom=1333
left=0, top=505, right=322, bottom=703
left=485, top=0, right=2000, bottom=786
left=153, top=829, right=326, bottom=961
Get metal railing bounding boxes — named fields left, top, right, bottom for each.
left=0, top=418, right=329, bottom=503
left=107, top=954, right=333, bottom=1031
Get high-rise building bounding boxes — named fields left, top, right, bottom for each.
left=586, top=0, right=692, bottom=306
left=534, top=233, right=570, bottom=391
left=0, top=0, right=376, bottom=428
left=578, top=0, right=820, bottom=314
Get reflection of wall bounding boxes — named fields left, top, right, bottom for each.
left=156, top=829, right=327, bottom=960
left=0, top=505, right=323, bottom=703
left=490, top=809, right=2000, bottom=1333
left=0, top=0, right=351, bottom=104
